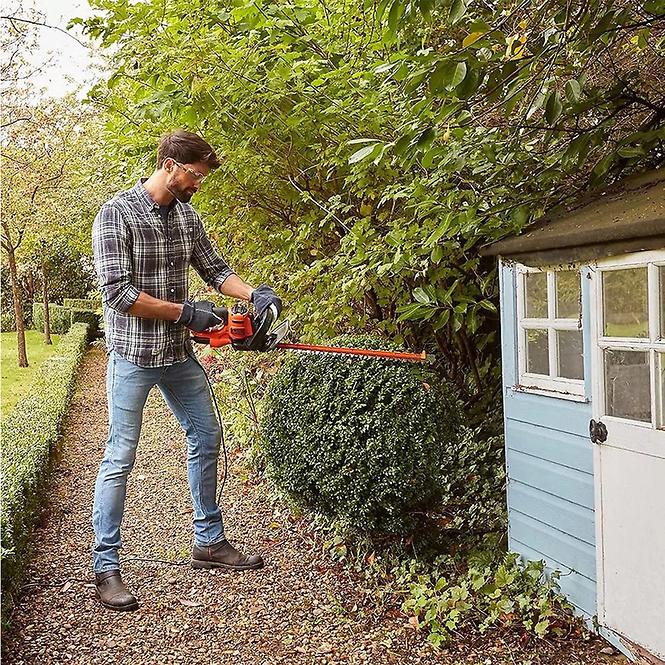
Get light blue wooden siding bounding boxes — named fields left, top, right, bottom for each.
left=500, top=262, right=597, bottom=618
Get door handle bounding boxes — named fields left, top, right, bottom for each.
left=589, top=419, right=608, bottom=444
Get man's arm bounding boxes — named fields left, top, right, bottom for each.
left=218, top=274, right=254, bottom=301
left=128, top=292, right=183, bottom=320
left=126, top=276, right=255, bottom=321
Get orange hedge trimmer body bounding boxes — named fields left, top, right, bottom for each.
left=191, top=302, right=428, bottom=363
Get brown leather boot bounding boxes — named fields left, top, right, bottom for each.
left=95, top=570, right=139, bottom=611
left=191, top=539, right=264, bottom=570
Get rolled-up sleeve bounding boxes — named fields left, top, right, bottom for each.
left=92, top=205, right=140, bottom=312
left=190, top=215, right=235, bottom=291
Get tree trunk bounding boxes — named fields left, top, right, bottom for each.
left=42, top=255, right=52, bottom=345
left=7, top=246, right=28, bottom=367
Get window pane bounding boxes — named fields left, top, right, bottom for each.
left=603, top=268, right=648, bottom=338
left=525, top=272, right=547, bottom=318
left=526, top=329, right=549, bottom=375
left=557, top=330, right=584, bottom=380
left=604, top=349, right=651, bottom=422
left=556, top=271, right=580, bottom=319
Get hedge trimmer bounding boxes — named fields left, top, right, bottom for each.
left=191, top=302, right=428, bottom=363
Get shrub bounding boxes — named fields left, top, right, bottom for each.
left=63, top=298, right=97, bottom=310
left=260, top=334, right=464, bottom=533
left=31, top=302, right=71, bottom=334
left=0, top=323, right=90, bottom=626
left=31, top=303, right=100, bottom=339
left=1, top=312, right=15, bottom=332
left=398, top=548, right=574, bottom=646
left=69, top=308, right=99, bottom=340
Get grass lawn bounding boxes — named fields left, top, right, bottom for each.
left=1, top=330, right=62, bottom=418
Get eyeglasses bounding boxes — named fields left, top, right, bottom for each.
left=172, top=160, right=208, bottom=183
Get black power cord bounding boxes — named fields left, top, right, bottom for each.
left=120, top=348, right=228, bottom=568
left=19, top=347, right=231, bottom=594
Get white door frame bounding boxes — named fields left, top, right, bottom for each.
left=590, top=249, right=665, bottom=657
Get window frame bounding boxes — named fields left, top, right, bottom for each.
left=515, top=264, right=586, bottom=398
left=593, top=251, right=665, bottom=430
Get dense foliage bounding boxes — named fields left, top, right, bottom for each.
left=79, top=0, right=664, bottom=413
left=0, top=323, right=90, bottom=625
left=32, top=303, right=100, bottom=338
left=397, top=549, right=570, bottom=645
left=261, top=334, right=464, bottom=532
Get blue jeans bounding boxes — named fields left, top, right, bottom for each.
left=92, top=351, right=224, bottom=573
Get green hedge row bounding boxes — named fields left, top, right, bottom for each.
left=1, top=312, right=15, bottom=332
left=63, top=298, right=99, bottom=310
left=0, top=323, right=90, bottom=626
left=32, top=302, right=99, bottom=339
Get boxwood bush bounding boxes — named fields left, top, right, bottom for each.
left=63, top=298, right=97, bottom=310
left=1, top=312, right=15, bottom=332
left=32, top=303, right=99, bottom=339
left=69, top=308, right=99, bottom=339
left=260, top=334, right=464, bottom=533
left=1, top=323, right=90, bottom=625
left=31, top=302, right=71, bottom=334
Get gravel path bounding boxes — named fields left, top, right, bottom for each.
left=2, top=347, right=625, bottom=665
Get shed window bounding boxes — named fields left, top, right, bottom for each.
left=597, top=256, right=665, bottom=428
left=516, top=267, right=584, bottom=397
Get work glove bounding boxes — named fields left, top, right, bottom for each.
left=250, top=284, right=282, bottom=318
left=177, top=299, right=225, bottom=332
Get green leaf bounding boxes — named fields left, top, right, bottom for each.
left=347, top=138, right=381, bottom=146
left=426, top=216, right=451, bottom=245
left=413, top=287, right=430, bottom=303
left=430, top=60, right=468, bottom=93
left=388, top=0, right=405, bottom=34
left=416, top=127, right=436, bottom=149
left=565, top=79, right=581, bottom=103
left=545, top=91, right=563, bottom=124
left=448, top=0, right=468, bottom=24
left=348, top=143, right=380, bottom=164
left=430, top=245, right=444, bottom=263
left=456, top=67, right=480, bottom=99
left=643, top=0, right=665, bottom=13
left=534, top=619, right=550, bottom=638
left=616, top=145, right=646, bottom=158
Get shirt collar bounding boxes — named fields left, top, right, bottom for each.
left=132, top=178, right=178, bottom=213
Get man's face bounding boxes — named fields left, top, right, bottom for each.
left=164, top=159, right=211, bottom=203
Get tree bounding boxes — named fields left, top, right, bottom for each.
left=79, top=0, right=664, bottom=412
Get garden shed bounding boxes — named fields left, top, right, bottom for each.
left=481, top=168, right=665, bottom=663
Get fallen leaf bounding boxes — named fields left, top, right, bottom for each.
left=178, top=598, right=203, bottom=607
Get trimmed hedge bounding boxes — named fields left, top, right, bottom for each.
left=1, top=323, right=90, bottom=625
left=32, top=303, right=99, bottom=339
left=31, top=303, right=71, bottom=334
left=70, top=308, right=99, bottom=339
left=1, top=312, right=15, bottom=332
left=63, top=298, right=98, bottom=310
left=261, top=334, right=464, bottom=533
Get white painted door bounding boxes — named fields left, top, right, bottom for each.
left=592, top=251, right=665, bottom=661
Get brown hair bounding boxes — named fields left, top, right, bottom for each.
left=156, top=130, right=221, bottom=169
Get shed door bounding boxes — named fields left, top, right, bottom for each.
left=592, top=252, right=665, bottom=660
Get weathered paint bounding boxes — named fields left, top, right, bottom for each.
left=500, top=261, right=597, bottom=619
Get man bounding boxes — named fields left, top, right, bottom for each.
left=91, top=129, right=281, bottom=611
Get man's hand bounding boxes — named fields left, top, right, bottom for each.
left=250, top=284, right=282, bottom=318
left=177, top=300, right=225, bottom=332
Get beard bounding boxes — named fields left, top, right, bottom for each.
left=166, top=182, right=195, bottom=203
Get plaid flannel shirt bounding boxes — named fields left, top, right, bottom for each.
left=92, top=179, right=234, bottom=367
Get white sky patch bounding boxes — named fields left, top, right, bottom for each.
left=4, top=0, right=106, bottom=99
